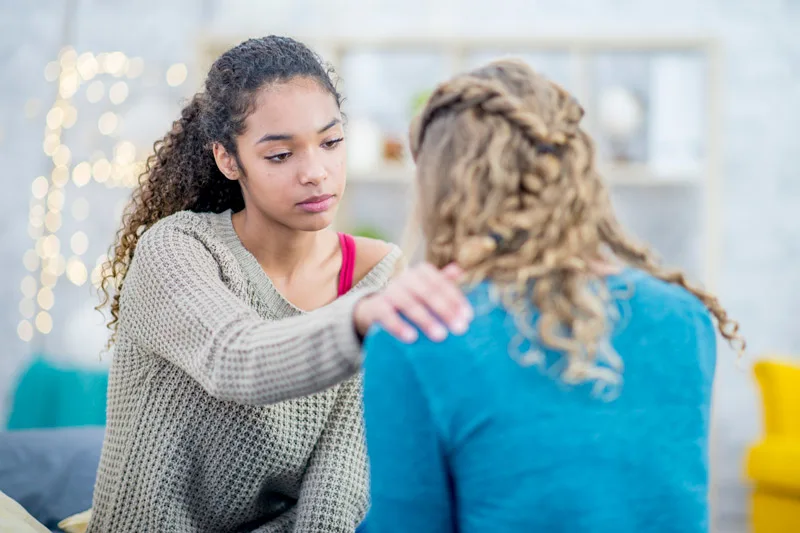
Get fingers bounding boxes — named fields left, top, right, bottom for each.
left=410, top=264, right=471, bottom=334
left=372, top=299, right=419, bottom=343
left=441, top=262, right=463, bottom=281
left=385, top=276, right=449, bottom=342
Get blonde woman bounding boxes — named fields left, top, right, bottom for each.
left=361, top=59, right=743, bottom=533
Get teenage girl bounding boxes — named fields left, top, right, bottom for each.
left=362, top=59, right=744, bottom=533
left=86, top=36, right=471, bottom=533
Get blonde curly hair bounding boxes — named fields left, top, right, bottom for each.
left=408, top=59, right=743, bottom=389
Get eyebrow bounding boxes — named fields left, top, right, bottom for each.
left=255, top=118, right=341, bottom=145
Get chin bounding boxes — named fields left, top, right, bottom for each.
left=294, top=212, right=336, bottom=232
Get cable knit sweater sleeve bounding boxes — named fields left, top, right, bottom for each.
left=119, top=217, right=372, bottom=406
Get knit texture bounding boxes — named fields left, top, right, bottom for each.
left=87, top=210, right=401, bottom=533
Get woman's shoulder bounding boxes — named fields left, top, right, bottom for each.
left=352, top=236, right=403, bottom=289
left=137, top=210, right=231, bottom=251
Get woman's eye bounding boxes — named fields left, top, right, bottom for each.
left=323, top=138, right=344, bottom=149
left=267, top=152, right=291, bottom=163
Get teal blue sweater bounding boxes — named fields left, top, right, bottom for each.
left=362, top=269, right=717, bottom=533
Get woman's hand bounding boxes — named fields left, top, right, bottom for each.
left=353, top=263, right=472, bottom=343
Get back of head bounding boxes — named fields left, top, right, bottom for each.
left=409, top=59, right=743, bottom=387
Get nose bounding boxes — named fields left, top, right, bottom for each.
left=298, top=152, right=326, bottom=186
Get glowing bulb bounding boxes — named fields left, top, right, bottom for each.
left=66, top=257, right=88, bottom=286
left=62, top=105, right=78, bottom=129
left=114, top=141, right=136, bottom=165
left=72, top=162, right=92, bottom=187
left=21, top=275, right=37, bottom=298
left=93, top=158, right=111, bottom=182
left=19, top=299, right=35, bottom=319
left=46, top=107, right=64, bottom=129
left=105, top=52, right=128, bottom=76
left=71, top=197, right=90, bottom=221
left=23, top=250, right=39, bottom=272
left=40, top=270, right=57, bottom=288
left=44, top=255, right=66, bottom=277
left=91, top=264, right=103, bottom=288
left=47, top=189, right=65, bottom=211
left=59, top=71, right=80, bottom=99
left=31, top=176, right=49, bottom=199
left=37, top=287, right=55, bottom=310
left=42, top=235, right=60, bottom=258
left=18, top=320, right=33, bottom=342
left=43, top=134, right=60, bottom=156
left=166, top=63, right=188, bottom=87
left=109, top=81, right=129, bottom=105
left=44, top=211, right=62, bottom=232
left=35, top=311, right=53, bottom=334
left=52, top=165, right=69, bottom=187
left=44, top=61, right=60, bottom=82
left=86, top=80, right=104, bottom=103
left=52, top=144, right=71, bottom=166
left=70, top=231, right=89, bottom=255
left=126, top=57, right=144, bottom=78
left=76, top=52, right=98, bottom=80
left=98, top=112, right=118, bottom=135
left=59, top=47, right=77, bottom=67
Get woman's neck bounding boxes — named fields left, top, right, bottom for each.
left=231, top=208, right=330, bottom=280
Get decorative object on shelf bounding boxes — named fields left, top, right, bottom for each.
left=596, top=85, right=645, bottom=163
left=381, top=134, right=405, bottom=164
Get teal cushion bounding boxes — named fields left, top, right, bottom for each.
left=6, top=356, right=109, bottom=430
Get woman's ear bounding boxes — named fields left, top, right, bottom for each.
left=212, top=142, right=241, bottom=181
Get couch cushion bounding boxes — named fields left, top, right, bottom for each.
left=0, top=427, right=104, bottom=529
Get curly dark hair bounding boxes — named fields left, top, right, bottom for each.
left=98, top=36, right=342, bottom=345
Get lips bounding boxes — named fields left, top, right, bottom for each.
left=297, top=194, right=335, bottom=213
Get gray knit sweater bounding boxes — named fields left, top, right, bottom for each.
left=87, top=210, right=402, bottom=533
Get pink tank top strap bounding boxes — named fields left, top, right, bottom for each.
left=337, top=233, right=356, bottom=297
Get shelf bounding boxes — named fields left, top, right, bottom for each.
left=348, top=163, right=702, bottom=187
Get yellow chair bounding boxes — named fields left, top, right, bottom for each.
left=746, top=359, right=800, bottom=532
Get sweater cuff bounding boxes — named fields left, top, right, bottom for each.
left=331, top=287, right=380, bottom=370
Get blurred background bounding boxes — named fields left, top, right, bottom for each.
left=0, top=0, right=798, bottom=531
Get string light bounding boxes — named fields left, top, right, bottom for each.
left=21, top=47, right=148, bottom=342
left=109, top=81, right=129, bottom=104
left=62, top=105, right=78, bottom=129
left=31, top=177, right=49, bottom=199
left=18, top=320, right=33, bottom=342
left=98, top=112, right=118, bottom=135
left=44, top=62, right=60, bottom=82
left=23, top=250, right=39, bottom=272
left=70, top=231, right=89, bottom=255
left=51, top=165, right=69, bottom=187
left=66, top=257, right=88, bottom=286
left=21, top=276, right=37, bottom=298
left=37, top=287, right=55, bottom=310
left=35, top=311, right=53, bottom=334
left=93, top=158, right=111, bottom=182
left=44, top=211, right=62, bottom=232
left=76, top=52, right=98, bottom=80
left=166, top=63, right=188, bottom=87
